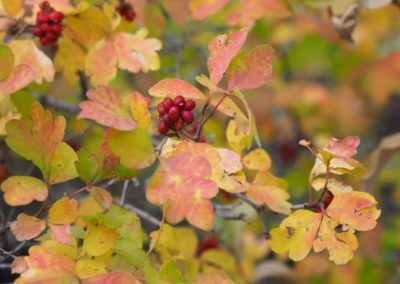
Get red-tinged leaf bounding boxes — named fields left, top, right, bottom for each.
left=10, top=213, right=46, bottom=241
left=146, top=151, right=218, bottom=230
left=5, top=102, right=66, bottom=180
left=85, top=29, right=161, bottom=85
left=83, top=271, right=140, bottom=284
left=326, top=191, right=380, bottom=231
left=324, top=136, right=360, bottom=160
left=49, top=224, right=73, bottom=245
left=48, top=197, right=79, bottom=225
left=189, top=0, right=229, bottom=20
left=207, top=29, right=248, bottom=84
left=0, top=64, right=36, bottom=96
left=78, top=86, right=137, bottom=130
left=226, top=44, right=275, bottom=91
left=148, top=78, right=205, bottom=100
left=1, top=176, right=47, bottom=206
left=11, top=257, right=28, bottom=274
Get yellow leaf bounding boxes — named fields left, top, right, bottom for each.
left=1, top=176, right=47, bottom=206
left=76, top=259, right=107, bottom=279
left=129, top=92, right=151, bottom=129
left=48, top=197, right=79, bottom=225
left=82, top=220, right=119, bottom=256
left=242, top=148, right=272, bottom=171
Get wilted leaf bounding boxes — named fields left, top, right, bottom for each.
left=78, top=86, right=137, bottom=131
left=146, top=151, right=218, bottom=230
left=1, top=176, right=47, bottom=206
left=207, top=29, right=248, bottom=84
left=107, top=128, right=156, bottom=170
left=148, top=78, right=205, bottom=100
left=48, top=197, right=79, bottom=225
left=226, top=44, right=274, bottom=91
left=10, top=213, right=46, bottom=241
left=85, top=28, right=161, bottom=85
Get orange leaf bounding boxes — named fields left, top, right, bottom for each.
left=226, top=44, right=275, bottom=91
left=49, top=224, right=73, bottom=245
left=78, top=86, right=137, bottom=130
left=148, top=78, right=205, bottom=100
left=10, top=213, right=46, bottom=241
left=207, top=29, right=248, bottom=85
left=0, top=64, right=36, bottom=96
left=146, top=151, right=218, bottom=230
left=48, top=197, right=79, bottom=225
left=83, top=271, right=140, bottom=284
left=189, top=0, right=229, bottom=20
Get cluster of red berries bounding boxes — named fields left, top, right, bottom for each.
left=33, top=1, right=64, bottom=46
left=157, top=96, right=196, bottom=135
left=117, top=3, right=136, bottom=22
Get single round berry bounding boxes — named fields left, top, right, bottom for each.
left=49, top=11, right=64, bottom=22
left=171, top=118, right=184, bottom=131
left=163, top=98, right=174, bottom=110
left=52, top=24, right=62, bottom=34
left=36, top=11, right=48, bottom=23
left=46, top=32, right=57, bottom=42
left=158, top=121, right=169, bottom=134
left=33, top=27, right=42, bottom=36
left=168, top=106, right=180, bottom=122
left=181, top=111, right=194, bottom=124
left=188, top=122, right=199, bottom=135
left=39, top=23, right=51, bottom=33
left=198, top=136, right=206, bottom=143
left=162, top=114, right=173, bottom=126
left=174, top=95, right=185, bottom=107
left=184, top=100, right=195, bottom=111
left=157, top=103, right=167, bottom=115
left=40, top=36, right=50, bottom=46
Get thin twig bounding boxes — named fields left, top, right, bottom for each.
left=0, top=206, right=6, bottom=235
left=123, top=203, right=161, bottom=227
left=0, top=248, right=16, bottom=259
left=120, top=180, right=129, bottom=206
left=233, top=193, right=264, bottom=212
left=68, top=185, right=88, bottom=198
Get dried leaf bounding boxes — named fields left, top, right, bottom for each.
left=10, top=213, right=46, bottom=241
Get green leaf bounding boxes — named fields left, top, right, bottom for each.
left=75, top=149, right=99, bottom=184
left=101, top=205, right=135, bottom=230
left=0, top=44, right=14, bottom=81
left=113, top=239, right=148, bottom=267
left=159, top=260, right=185, bottom=282
left=108, top=128, right=156, bottom=170
left=48, top=142, right=78, bottom=185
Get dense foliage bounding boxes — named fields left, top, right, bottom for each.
left=0, top=0, right=399, bottom=283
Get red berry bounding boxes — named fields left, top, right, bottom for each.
left=157, top=103, right=167, bottom=115
left=163, top=98, right=174, bottom=110
left=40, top=23, right=51, bottom=33
left=52, top=24, right=62, bottom=34
left=162, top=114, right=173, bottom=126
left=188, top=122, right=199, bottom=135
left=323, top=191, right=334, bottom=208
left=158, top=121, right=169, bottom=135
left=33, top=27, right=42, bottom=37
left=174, top=95, right=185, bottom=107
left=184, top=100, right=195, bottom=111
left=125, top=9, right=136, bottom=22
left=181, top=111, right=194, bottom=124
left=36, top=11, right=48, bottom=23
left=198, top=136, right=206, bottom=143
left=49, top=11, right=64, bottom=22
left=40, top=36, right=50, bottom=46
left=46, top=32, right=57, bottom=42
left=168, top=106, right=180, bottom=122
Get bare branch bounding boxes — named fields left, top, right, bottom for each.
left=123, top=203, right=161, bottom=227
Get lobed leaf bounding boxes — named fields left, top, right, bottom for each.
left=10, top=213, right=46, bottom=241
left=78, top=86, right=137, bottom=131
left=148, top=78, right=205, bottom=100
left=1, top=176, right=47, bottom=206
